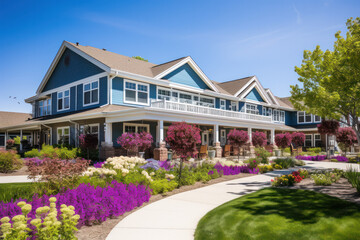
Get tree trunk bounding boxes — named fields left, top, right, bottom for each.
left=238, top=146, right=240, bottom=161
left=178, top=158, right=184, bottom=185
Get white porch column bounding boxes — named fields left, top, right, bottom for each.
left=248, top=128, right=252, bottom=143
left=20, top=130, right=23, bottom=151
left=105, top=122, right=113, bottom=146
left=214, top=124, right=219, bottom=143
left=3, top=131, right=7, bottom=148
left=270, top=129, right=275, bottom=144
left=158, top=120, right=164, bottom=143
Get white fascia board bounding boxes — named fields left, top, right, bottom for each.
left=233, top=76, right=256, bottom=97
left=30, top=72, right=108, bottom=102
left=36, top=41, right=111, bottom=94
left=265, top=89, right=280, bottom=105
left=110, top=69, right=239, bottom=101
left=153, top=57, right=219, bottom=93
left=238, top=81, right=272, bottom=105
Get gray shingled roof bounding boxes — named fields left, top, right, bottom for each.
left=216, top=76, right=254, bottom=95
left=68, top=42, right=186, bottom=78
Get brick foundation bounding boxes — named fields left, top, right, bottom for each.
left=154, top=142, right=168, bottom=161
left=214, top=142, right=222, bottom=158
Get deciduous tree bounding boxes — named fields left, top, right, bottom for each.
left=290, top=17, right=360, bottom=142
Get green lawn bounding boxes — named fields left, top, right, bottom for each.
left=0, top=182, right=35, bottom=202
left=195, top=188, right=360, bottom=240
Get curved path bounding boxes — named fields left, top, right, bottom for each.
left=107, top=161, right=358, bottom=240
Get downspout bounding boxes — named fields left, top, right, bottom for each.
left=41, top=124, right=53, bottom=145
left=109, top=71, right=118, bottom=105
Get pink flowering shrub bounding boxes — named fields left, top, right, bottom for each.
left=336, top=127, right=358, bottom=153
left=117, top=132, right=140, bottom=153
left=165, top=122, right=201, bottom=159
left=291, top=132, right=305, bottom=147
left=227, top=130, right=249, bottom=160
left=117, top=132, right=153, bottom=154
left=6, top=139, right=14, bottom=148
left=275, top=133, right=292, bottom=149
left=317, top=119, right=339, bottom=135
left=138, top=132, right=153, bottom=152
left=252, top=131, right=267, bottom=147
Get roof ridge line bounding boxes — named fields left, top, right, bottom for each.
left=218, top=76, right=255, bottom=84
left=152, top=56, right=188, bottom=68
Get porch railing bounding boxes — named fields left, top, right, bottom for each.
left=149, top=100, right=273, bottom=123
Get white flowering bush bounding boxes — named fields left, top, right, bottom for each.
left=141, top=170, right=153, bottom=182
left=106, top=156, right=146, bottom=171
left=83, top=167, right=117, bottom=177
left=165, top=173, right=175, bottom=180
left=0, top=197, right=79, bottom=240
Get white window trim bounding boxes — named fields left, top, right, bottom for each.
left=157, top=87, right=215, bottom=108
left=313, top=115, right=321, bottom=123
left=230, top=101, right=238, bottom=111
left=80, top=123, right=100, bottom=142
left=124, top=79, right=150, bottom=106
left=57, top=89, right=70, bottom=112
left=83, top=80, right=100, bottom=107
left=314, top=133, right=321, bottom=146
left=304, top=134, right=313, bottom=147
left=262, top=106, right=266, bottom=116
left=123, top=123, right=150, bottom=133
left=245, top=103, right=258, bottom=115
left=38, top=98, right=52, bottom=117
left=57, top=127, right=70, bottom=144
left=220, top=99, right=226, bottom=110
left=297, top=111, right=313, bottom=124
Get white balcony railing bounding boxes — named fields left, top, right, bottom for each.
left=149, top=99, right=273, bottom=123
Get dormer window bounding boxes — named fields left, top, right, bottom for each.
left=220, top=99, right=226, bottom=110
left=58, top=90, right=70, bottom=111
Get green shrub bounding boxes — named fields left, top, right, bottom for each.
left=24, top=148, right=41, bottom=158
left=0, top=183, right=37, bottom=202
left=330, top=158, right=339, bottom=162
left=311, top=172, right=341, bottom=186
left=344, top=166, right=360, bottom=193
left=258, top=164, right=273, bottom=173
left=176, top=166, right=196, bottom=186
left=150, top=179, right=178, bottom=195
left=254, top=147, right=271, bottom=164
left=273, top=158, right=295, bottom=169
left=308, top=147, right=322, bottom=154
left=0, top=150, right=23, bottom=173
left=194, top=171, right=212, bottom=182
left=24, top=145, right=80, bottom=160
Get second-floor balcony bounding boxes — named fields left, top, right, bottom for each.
left=148, top=99, right=274, bottom=123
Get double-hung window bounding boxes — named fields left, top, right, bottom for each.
left=314, top=134, right=321, bottom=147
left=57, top=127, right=70, bottom=144
left=304, top=134, right=312, bottom=147
left=262, top=106, right=267, bottom=116
left=124, top=80, right=149, bottom=105
left=246, top=103, right=258, bottom=114
left=220, top=99, right=226, bottom=110
left=273, top=110, right=280, bottom=121
left=58, top=90, right=70, bottom=111
left=314, top=115, right=321, bottom=123
left=179, top=93, right=192, bottom=104
left=158, top=89, right=171, bottom=100
left=84, top=80, right=99, bottom=105
left=199, top=97, right=214, bottom=108
left=298, top=111, right=312, bottom=123
left=230, top=101, right=237, bottom=111
left=123, top=123, right=149, bottom=133
left=280, top=111, right=285, bottom=122
left=38, top=99, right=51, bottom=117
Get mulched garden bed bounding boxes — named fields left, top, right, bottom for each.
left=288, top=177, right=360, bottom=205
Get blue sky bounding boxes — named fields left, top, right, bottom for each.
left=0, top=0, right=359, bottom=113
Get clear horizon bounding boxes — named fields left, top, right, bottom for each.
left=0, top=0, right=359, bottom=113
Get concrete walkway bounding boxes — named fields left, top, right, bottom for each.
left=106, top=161, right=358, bottom=240
left=0, top=175, right=31, bottom=184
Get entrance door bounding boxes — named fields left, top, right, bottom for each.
left=42, top=130, right=51, bottom=145
left=202, top=131, right=209, bottom=146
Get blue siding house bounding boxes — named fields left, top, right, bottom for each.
left=0, top=41, right=324, bottom=157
